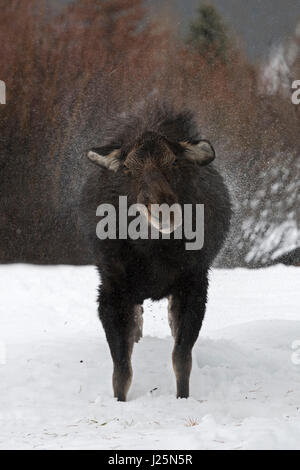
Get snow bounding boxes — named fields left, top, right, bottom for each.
left=0, top=264, right=300, bottom=450
left=260, top=21, right=300, bottom=95
left=240, top=155, right=300, bottom=265
left=261, top=44, right=291, bottom=94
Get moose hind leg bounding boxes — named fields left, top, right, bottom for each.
left=169, top=272, right=208, bottom=399
left=134, top=305, right=144, bottom=343
left=98, top=288, right=138, bottom=401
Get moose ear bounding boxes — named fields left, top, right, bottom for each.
left=182, top=140, right=215, bottom=166
left=87, top=146, right=121, bottom=172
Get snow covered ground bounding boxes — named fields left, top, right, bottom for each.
left=0, top=264, right=299, bottom=450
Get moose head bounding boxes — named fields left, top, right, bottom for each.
left=88, top=131, right=215, bottom=233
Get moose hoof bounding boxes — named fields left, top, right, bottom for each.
left=115, top=394, right=127, bottom=402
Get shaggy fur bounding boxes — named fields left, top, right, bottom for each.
left=79, top=103, right=232, bottom=400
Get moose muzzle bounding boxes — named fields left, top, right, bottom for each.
left=137, top=169, right=182, bottom=234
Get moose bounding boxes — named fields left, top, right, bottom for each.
left=79, top=104, right=231, bottom=401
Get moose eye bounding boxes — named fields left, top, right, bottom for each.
left=123, top=163, right=131, bottom=174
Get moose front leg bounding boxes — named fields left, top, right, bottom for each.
left=98, top=287, right=142, bottom=401
left=168, top=272, right=209, bottom=398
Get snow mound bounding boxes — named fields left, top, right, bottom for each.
left=0, top=265, right=299, bottom=449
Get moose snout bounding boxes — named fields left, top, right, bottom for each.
left=138, top=167, right=178, bottom=205
left=137, top=183, right=182, bottom=234
left=138, top=188, right=178, bottom=208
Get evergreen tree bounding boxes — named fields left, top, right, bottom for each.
left=187, top=3, right=229, bottom=62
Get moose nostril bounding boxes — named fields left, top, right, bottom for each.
left=138, top=192, right=149, bottom=207
left=165, top=195, right=177, bottom=206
